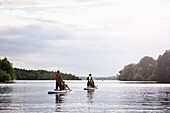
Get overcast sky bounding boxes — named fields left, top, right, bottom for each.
left=0, top=0, right=170, bottom=77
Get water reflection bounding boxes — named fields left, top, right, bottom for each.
left=0, top=86, right=13, bottom=110
left=0, top=95, right=12, bottom=106
left=134, top=87, right=170, bottom=111
left=158, top=91, right=170, bottom=106
left=0, top=86, right=12, bottom=94
left=121, top=81, right=158, bottom=84
left=87, top=90, right=94, bottom=103
left=56, top=93, right=65, bottom=103
left=0, top=81, right=170, bottom=112
left=55, top=93, right=65, bottom=112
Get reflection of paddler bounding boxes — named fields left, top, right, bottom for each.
left=87, top=90, right=94, bottom=103
left=56, top=94, right=62, bottom=103
left=55, top=93, right=66, bottom=104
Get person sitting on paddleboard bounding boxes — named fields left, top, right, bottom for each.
left=91, top=80, right=98, bottom=89
left=61, top=81, right=72, bottom=91
left=86, top=73, right=93, bottom=87
left=91, top=80, right=95, bottom=87
left=55, top=70, right=64, bottom=91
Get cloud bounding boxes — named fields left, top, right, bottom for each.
left=0, top=0, right=170, bottom=76
left=0, top=25, right=71, bottom=55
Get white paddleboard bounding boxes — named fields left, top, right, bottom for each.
left=48, top=90, right=67, bottom=94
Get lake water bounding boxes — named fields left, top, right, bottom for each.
left=0, top=80, right=170, bottom=113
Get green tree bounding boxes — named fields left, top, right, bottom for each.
left=0, top=70, right=11, bottom=82
left=117, top=64, right=135, bottom=80
left=133, top=56, right=156, bottom=80
left=117, top=56, right=156, bottom=81
left=156, top=50, right=170, bottom=82
left=134, top=73, right=144, bottom=81
left=0, top=57, right=15, bottom=82
left=117, top=50, right=170, bottom=82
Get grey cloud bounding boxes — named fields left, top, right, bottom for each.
left=0, top=25, right=71, bottom=56
left=0, top=25, right=69, bottom=40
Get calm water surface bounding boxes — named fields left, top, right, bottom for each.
left=0, top=80, right=170, bottom=113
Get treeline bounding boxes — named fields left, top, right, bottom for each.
left=117, top=50, right=170, bottom=82
left=0, top=57, right=81, bottom=82
left=15, top=68, right=81, bottom=80
left=0, top=57, right=15, bottom=82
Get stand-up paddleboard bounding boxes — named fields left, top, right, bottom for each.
left=48, top=90, right=67, bottom=94
left=84, top=87, right=97, bottom=90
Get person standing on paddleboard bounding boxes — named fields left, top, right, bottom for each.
left=86, top=73, right=93, bottom=87
left=55, top=70, right=63, bottom=91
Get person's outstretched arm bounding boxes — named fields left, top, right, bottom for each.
left=66, top=84, right=72, bottom=91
